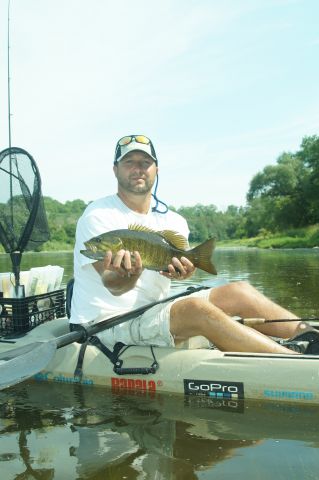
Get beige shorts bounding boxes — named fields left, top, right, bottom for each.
left=97, top=288, right=211, bottom=349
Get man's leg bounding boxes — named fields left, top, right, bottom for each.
left=169, top=296, right=297, bottom=354
left=208, top=281, right=310, bottom=338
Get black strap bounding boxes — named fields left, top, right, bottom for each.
left=66, top=278, right=74, bottom=319
left=73, top=336, right=160, bottom=377
left=113, top=344, right=159, bottom=375
left=73, top=336, right=125, bottom=378
left=74, top=340, right=89, bottom=379
left=89, top=336, right=126, bottom=364
left=89, top=337, right=159, bottom=375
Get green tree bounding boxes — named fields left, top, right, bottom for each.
left=247, top=151, right=310, bottom=230
left=297, top=135, right=319, bottom=223
left=40, top=197, right=87, bottom=249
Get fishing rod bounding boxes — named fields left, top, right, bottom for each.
left=7, top=0, right=12, bottom=150
left=0, top=1, right=50, bottom=298
left=6, top=0, right=21, bottom=296
left=190, top=281, right=319, bottom=325
left=237, top=317, right=319, bottom=325
left=7, top=0, right=14, bottom=233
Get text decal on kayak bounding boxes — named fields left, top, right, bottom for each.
left=111, top=377, right=156, bottom=392
left=184, top=379, right=244, bottom=399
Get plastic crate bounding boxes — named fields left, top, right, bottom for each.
left=0, top=289, right=66, bottom=335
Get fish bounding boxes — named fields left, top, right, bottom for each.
left=80, top=224, right=217, bottom=275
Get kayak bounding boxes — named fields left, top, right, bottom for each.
left=1, top=316, right=319, bottom=405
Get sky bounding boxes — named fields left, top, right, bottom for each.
left=0, top=0, right=319, bottom=210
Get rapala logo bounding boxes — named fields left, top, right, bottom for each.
left=184, top=379, right=244, bottom=399
left=111, top=377, right=156, bottom=392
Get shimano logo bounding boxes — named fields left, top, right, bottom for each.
left=184, top=379, right=244, bottom=399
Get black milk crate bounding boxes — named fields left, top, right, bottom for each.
left=0, top=289, right=66, bottom=335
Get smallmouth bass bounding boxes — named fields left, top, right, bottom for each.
left=81, top=224, right=217, bottom=275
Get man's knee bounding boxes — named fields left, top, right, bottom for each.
left=209, top=281, right=257, bottom=316
left=171, top=296, right=206, bottom=318
left=237, top=280, right=253, bottom=290
left=222, top=281, right=255, bottom=296
left=170, top=297, right=211, bottom=337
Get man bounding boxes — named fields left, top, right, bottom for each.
left=70, top=134, right=318, bottom=354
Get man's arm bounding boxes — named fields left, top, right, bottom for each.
left=93, top=249, right=143, bottom=296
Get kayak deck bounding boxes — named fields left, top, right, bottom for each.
left=1, top=317, right=319, bottom=404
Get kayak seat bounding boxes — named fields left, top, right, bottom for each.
left=291, top=330, right=319, bottom=355
left=278, top=330, right=319, bottom=355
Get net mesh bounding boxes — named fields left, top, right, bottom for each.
left=0, top=147, right=50, bottom=253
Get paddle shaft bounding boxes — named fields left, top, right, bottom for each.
left=57, top=285, right=209, bottom=348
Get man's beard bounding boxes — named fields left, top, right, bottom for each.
left=117, top=175, right=155, bottom=195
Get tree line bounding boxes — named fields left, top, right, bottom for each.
left=178, top=134, right=319, bottom=243
left=0, top=134, right=318, bottom=252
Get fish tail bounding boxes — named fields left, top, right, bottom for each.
left=189, top=238, right=217, bottom=275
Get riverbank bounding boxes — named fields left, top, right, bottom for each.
left=1, top=225, right=318, bottom=254
left=219, top=225, right=319, bottom=249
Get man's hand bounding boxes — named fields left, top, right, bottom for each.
left=160, top=256, right=196, bottom=280
left=103, top=249, right=143, bottom=278
left=93, top=250, right=143, bottom=295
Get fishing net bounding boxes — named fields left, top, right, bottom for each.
left=0, top=147, right=50, bottom=286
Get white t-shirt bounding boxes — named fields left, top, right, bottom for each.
left=70, top=194, right=189, bottom=324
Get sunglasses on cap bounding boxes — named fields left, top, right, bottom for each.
left=118, top=135, right=151, bottom=147
left=114, top=135, right=157, bottom=164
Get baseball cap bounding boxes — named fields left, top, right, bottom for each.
left=114, top=135, right=158, bottom=164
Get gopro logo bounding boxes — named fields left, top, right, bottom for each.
left=184, top=379, right=244, bottom=399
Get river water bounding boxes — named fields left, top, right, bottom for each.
left=0, top=248, right=319, bottom=479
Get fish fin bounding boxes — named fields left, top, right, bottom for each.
left=128, top=224, right=189, bottom=250
left=128, top=224, right=157, bottom=234
left=190, top=238, right=217, bottom=275
left=158, top=230, right=189, bottom=250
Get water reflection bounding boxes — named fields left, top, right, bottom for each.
left=1, top=383, right=319, bottom=479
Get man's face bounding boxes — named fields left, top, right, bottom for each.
left=114, top=151, right=158, bottom=195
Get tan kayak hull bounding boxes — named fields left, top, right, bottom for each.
left=1, top=318, right=319, bottom=405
